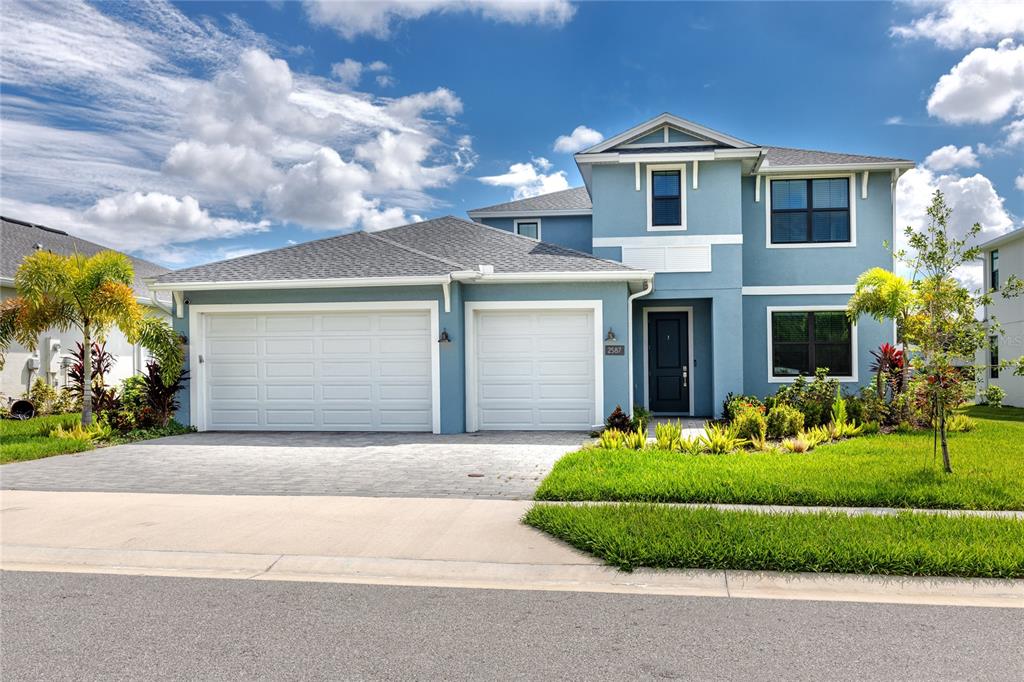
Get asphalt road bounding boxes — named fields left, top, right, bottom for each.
left=2, top=571, right=1021, bottom=681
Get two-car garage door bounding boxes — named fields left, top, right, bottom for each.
left=201, top=310, right=434, bottom=431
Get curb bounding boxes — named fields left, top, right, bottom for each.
left=2, top=544, right=1020, bottom=609
left=534, top=500, right=1024, bottom=519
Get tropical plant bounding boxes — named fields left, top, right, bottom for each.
left=869, top=343, right=905, bottom=402
left=597, top=429, right=625, bottom=449
left=830, top=388, right=848, bottom=428
left=766, top=404, right=804, bottom=439
left=770, top=369, right=839, bottom=427
left=944, top=414, right=977, bottom=433
left=848, top=268, right=916, bottom=401
left=622, top=427, right=648, bottom=450
left=800, top=425, right=832, bottom=449
left=860, top=420, right=881, bottom=435
left=605, top=405, right=632, bottom=432
left=678, top=436, right=704, bottom=455
left=983, top=385, right=1006, bottom=408
left=68, top=341, right=119, bottom=416
left=722, top=393, right=764, bottom=422
left=51, top=387, right=79, bottom=415
left=780, top=436, right=811, bottom=454
left=654, top=420, right=684, bottom=451
left=699, top=422, right=746, bottom=454
left=141, top=361, right=190, bottom=427
left=0, top=249, right=183, bottom=426
left=49, top=416, right=114, bottom=442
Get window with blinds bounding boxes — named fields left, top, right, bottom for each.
left=770, top=178, right=851, bottom=244
left=771, top=310, right=853, bottom=377
left=651, top=170, right=682, bottom=227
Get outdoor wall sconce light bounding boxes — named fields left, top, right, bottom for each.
left=438, top=329, right=452, bottom=344
left=605, top=328, right=617, bottom=342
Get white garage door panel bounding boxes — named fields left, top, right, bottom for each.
left=203, top=310, right=432, bottom=431
left=474, top=309, right=596, bottom=431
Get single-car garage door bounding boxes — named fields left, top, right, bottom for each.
left=472, top=308, right=597, bottom=431
left=201, top=310, right=434, bottom=431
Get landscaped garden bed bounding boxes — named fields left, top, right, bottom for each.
left=524, top=504, right=1024, bottom=579
left=535, top=406, right=1024, bottom=511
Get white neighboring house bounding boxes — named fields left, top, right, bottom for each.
left=0, top=216, right=172, bottom=401
left=979, top=228, right=1024, bottom=408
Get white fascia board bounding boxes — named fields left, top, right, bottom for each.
left=150, top=275, right=452, bottom=292
left=576, top=149, right=761, bottom=167
left=978, top=227, right=1024, bottom=251
left=580, top=113, right=757, bottom=155
left=759, top=161, right=915, bottom=174
left=467, top=208, right=592, bottom=219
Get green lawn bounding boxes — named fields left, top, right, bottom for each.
left=0, top=414, right=93, bottom=464
left=535, top=406, right=1024, bottom=511
left=524, top=503, right=1024, bottom=578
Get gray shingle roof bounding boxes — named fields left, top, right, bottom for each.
left=1, top=216, right=168, bottom=298
left=762, top=146, right=912, bottom=167
left=467, top=187, right=591, bottom=215
left=154, top=215, right=633, bottom=285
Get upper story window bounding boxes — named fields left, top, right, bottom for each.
left=770, top=178, right=851, bottom=245
left=513, top=219, right=540, bottom=240
left=991, top=250, right=999, bottom=290
left=770, top=309, right=854, bottom=379
left=647, top=164, right=687, bottom=231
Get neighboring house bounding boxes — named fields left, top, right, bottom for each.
left=979, top=228, right=1024, bottom=407
left=0, top=216, right=171, bottom=400
left=152, top=113, right=913, bottom=433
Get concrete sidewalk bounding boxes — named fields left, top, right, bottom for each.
left=2, top=491, right=1021, bottom=608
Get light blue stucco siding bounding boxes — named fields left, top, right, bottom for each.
left=172, top=281, right=631, bottom=433
left=591, top=160, right=742, bottom=239
left=476, top=215, right=593, bottom=254
left=741, top=172, right=894, bottom=286
left=741, top=293, right=894, bottom=400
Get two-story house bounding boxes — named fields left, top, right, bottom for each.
left=151, top=113, right=912, bottom=433
left=979, top=228, right=1023, bottom=407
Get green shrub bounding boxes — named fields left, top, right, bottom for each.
left=945, top=414, right=977, bottom=432
left=722, top=393, right=764, bottom=422
left=733, top=407, right=767, bottom=444
left=699, top=422, right=746, bottom=454
left=984, top=385, right=1006, bottom=408
left=861, top=420, right=881, bottom=435
left=50, top=388, right=79, bottom=415
left=896, top=421, right=917, bottom=433
left=771, top=369, right=839, bottom=428
left=26, top=378, right=58, bottom=415
left=630, top=405, right=652, bottom=432
left=766, top=405, right=804, bottom=439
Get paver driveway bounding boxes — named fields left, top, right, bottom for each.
left=0, top=431, right=585, bottom=499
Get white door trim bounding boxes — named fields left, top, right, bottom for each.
left=642, top=306, right=695, bottom=416
left=464, top=300, right=603, bottom=432
left=188, top=301, right=441, bottom=433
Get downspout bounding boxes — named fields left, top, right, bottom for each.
left=150, top=291, right=173, bottom=316
left=626, top=277, right=655, bottom=414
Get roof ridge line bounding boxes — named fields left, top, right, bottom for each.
left=366, top=229, right=468, bottom=270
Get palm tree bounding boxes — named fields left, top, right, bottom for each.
left=847, top=267, right=917, bottom=411
left=0, top=249, right=182, bottom=426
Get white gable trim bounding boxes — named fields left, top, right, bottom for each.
left=580, top=113, right=756, bottom=155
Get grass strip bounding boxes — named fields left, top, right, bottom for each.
left=524, top=503, right=1024, bottom=579
left=1, top=414, right=93, bottom=464
left=535, top=406, right=1024, bottom=511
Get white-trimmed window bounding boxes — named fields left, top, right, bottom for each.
left=764, top=175, right=856, bottom=248
left=513, top=219, right=541, bottom=240
left=646, top=164, right=687, bottom=231
left=767, top=306, right=858, bottom=382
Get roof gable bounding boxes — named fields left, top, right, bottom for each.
left=467, top=187, right=592, bottom=217
left=579, top=113, right=757, bottom=155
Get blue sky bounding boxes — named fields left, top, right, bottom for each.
left=1, top=1, right=1022, bottom=274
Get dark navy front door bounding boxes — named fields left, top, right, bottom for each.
left=647, top=311, right=690, bottom=413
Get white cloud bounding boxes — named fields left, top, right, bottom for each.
left=1016, top=175, right=1024, bottom=191
left=355, top=130, right=456, bottom=192
left=376, top=74, right=396, bottom=88
left=479, top=157, right=569, bottom=199
left=330, top=58, right=363, bottom=87
left=891, top=0, right=1024, bottom=49
left=266, top=147, right=410, bottom=230
left=1003, top=119, right=1024, bottom=147
left=368, top=61, right=389, bottom=72
left=553, top=125, right=604, bottom=153
left=303, top=0, right=575, bottom=39
left=923, top=144, right=979, bottom=171
left=884, top=115, right=904, bottom=126
left=894, top=166, right=1016, bottom=287
left=927, top=40, right=1024, bottom=124
left=83, top=191, right=270, bottom=251
left=163, top=140, right=281, bottom=204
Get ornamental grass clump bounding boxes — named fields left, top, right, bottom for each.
left=699, top=421, right=746, bottom=454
